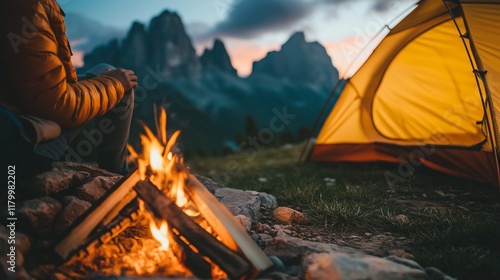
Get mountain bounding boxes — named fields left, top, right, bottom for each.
left=251, top=31, right=338, bottom=91
left=83, top=11, right=199, bottom=78
left=81, top=10, right=340, bottom=155
left=200, top=39, right=238, bottom=75
left=120, top=22, right=148, bottom=71
left=147, top=11, right=200, bottom=78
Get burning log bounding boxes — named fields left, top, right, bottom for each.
left=66, top=198, right=141, bottom=261
left=55, top=170, right=141, bottom=260
left=185, top=173, right=274, bottom=277
left=54, top=107, right=273, bottom=279
left=169, top=228, right=212, bottom=279
left=134, top=180, right=251, bottom=279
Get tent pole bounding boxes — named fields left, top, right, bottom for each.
left=444, top=0, right=500, bottom=188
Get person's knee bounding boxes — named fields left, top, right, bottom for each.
left=85, top=63, right=116, bottom=77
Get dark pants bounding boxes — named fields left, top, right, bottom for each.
left=34, top=89, right=134, bottom=174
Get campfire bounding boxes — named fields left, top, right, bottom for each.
left=54, top=108, right=272, bottom=279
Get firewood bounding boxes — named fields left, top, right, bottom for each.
left=185, top=174, right=274, bottom=277
left=168, top=227, right=212, bottom=279
left=54, top=170, right=141, bottom=260
left=134, top=180, right=251, bottom=279
left=68, top=199, right=141, bottom=261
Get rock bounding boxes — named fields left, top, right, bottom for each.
left=394, top=214, right=409, bottom=223
left=386, top=256, right=423, bottom=270
left=75, top=182, right=106, bottom=203
left=387, top=249, right=415, bottom=260
left=16, top=161, right=121, bottom=200
left=273, top=207, right=307, bottom=224
left=273, top=224, right=292, bottom=235
left=259, top=192, right=278, bottom=210
left=75, top=176, right=121, bottom=203
left=195, top=175, right=225, bottom=193
left=252, top=233, right=274, bottom=247
left=256, top=222, right=273, bottom=234
left=268, top=256, right=286, bottom=273
left=324, top=177, right=336, bottom=187
left=53, top=196, right=92, bottom=235
left=262, top=272, right=290, bottom=280
left=264, top=235, right=361, bottom=264
left=16, top=197, right=61, bottom=237
left=215, top=188, right=261, bottom=221
left=99, top=176, right=122, bottom=190
left=0, top=227, right=31, bottom=280
left=200, top=39, right=237, bottom=75
left=263, top=235, right=452, bottom=280
left=303, top=252, right=429, bottom=280
left=234, top=215, right=252, bottom=232
left=425, top=267, right=455, bottom=280
left=17, top=169, right=90, bottom=198
left=55, top=162, right=120, bottom=177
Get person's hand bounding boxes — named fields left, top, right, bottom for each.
left=102, top=68, right=138, bottom=92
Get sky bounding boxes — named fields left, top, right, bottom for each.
left=59, top=0, right=415, bottom=77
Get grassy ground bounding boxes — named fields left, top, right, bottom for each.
left=187, top=144, right=500, bottom=280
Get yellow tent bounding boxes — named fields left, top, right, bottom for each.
left=308, top=0, right=500, bottom=187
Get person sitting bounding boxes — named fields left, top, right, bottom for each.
left=0, top=0, right=138, bottom=177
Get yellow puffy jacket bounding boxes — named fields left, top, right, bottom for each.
left=0, top=0, right=125, bottom=128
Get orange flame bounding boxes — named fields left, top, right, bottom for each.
left=149, top=219, right=170, bottom=251
left=128, top=107, right=192, bottom=252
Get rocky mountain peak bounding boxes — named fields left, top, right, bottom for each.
left=120, top=21, right=147, bottom=70
left=200, top=38, right=237, bottom=76
left=251, top=31, right=339, bottom=89
left=148, top=10, right=199, bottom=78
left=83, top=9, right=199, bottom=78
left=284, top=31, right=306, bottom=46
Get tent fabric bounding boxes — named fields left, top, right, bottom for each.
left=309, top=0, right=500, bottom=187
left=311, top=143, right=498, bottom=186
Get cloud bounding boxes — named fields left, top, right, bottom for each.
left=204, top=0, right=314, bottom=39
left=200, top=0, right=410, bottom=41
left=321, top=0, right=401, bottom=12
left=368, top=0, right=401, bottom=12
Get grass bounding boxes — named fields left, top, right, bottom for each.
left=187, top=144, right=500, bottom=280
